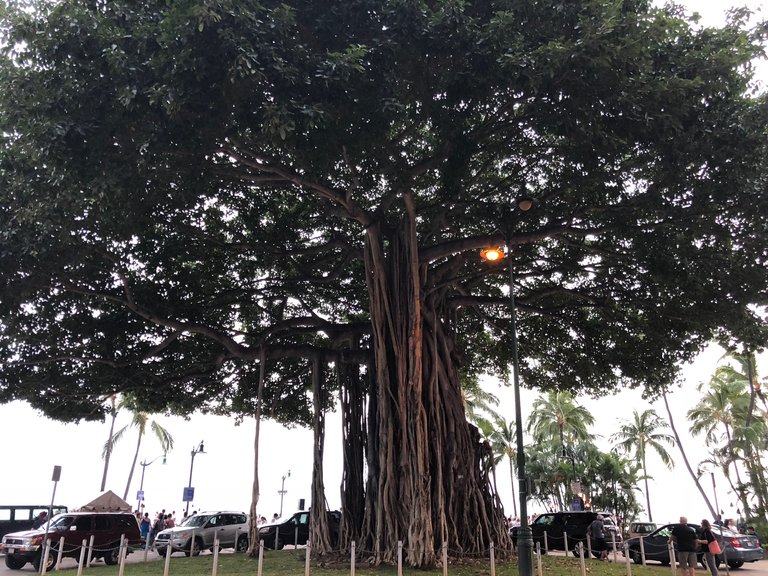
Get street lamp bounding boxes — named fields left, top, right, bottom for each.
left=137, top=453, right=166, bottom=511
left=480, top=197, right=535, bottom=576
left=278, top=470, right=291, bottom=517
left=185, top=441, right=205, bottom=516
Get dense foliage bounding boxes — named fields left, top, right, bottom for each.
left=1, top=0, right=767, bottom=567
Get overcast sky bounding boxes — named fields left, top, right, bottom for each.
left=0, top=0, right=765, bottom=526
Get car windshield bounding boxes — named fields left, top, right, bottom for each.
left=48, top=516, right=73, bottom=530
left=184, top=515, right=212, bottom=528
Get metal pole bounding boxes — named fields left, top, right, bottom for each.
left=508, top=248, right=532, bottom=576
left=185, top=449, right=196, bottom=516
left=138, top=462, right=147, bottom=512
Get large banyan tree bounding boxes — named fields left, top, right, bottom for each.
left=1, top=0, right=767, bottom=567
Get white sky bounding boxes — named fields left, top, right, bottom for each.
left=0, top=0, right=765, bottom=528
left=0, top=344, right=764, bottom=525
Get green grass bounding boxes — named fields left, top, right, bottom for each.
left=71, top=549, right=669, bottom=576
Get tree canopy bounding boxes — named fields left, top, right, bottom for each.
left=1, top=0, right=767, bottom=566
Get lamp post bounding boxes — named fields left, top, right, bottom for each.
left=480, top=198, right=535, bottom=576
left=278, top=470, right=291, bottom=517
left=185, top=441, right=205, bottom=516
left=137, top=453, right=166, bottom=511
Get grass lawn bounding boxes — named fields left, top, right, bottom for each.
left=70, top=549, right=668, bottom=576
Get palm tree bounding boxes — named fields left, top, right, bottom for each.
left=488, top=417, right=518, bottom=518
left=687, top=371, right=748, bottom=503
left=102, top=397, right=174, bottom=501
left=661, top=392, right=718, bottom=519
left=528, top=391, right=594, bottom=447
left=527, top=391, right=594, bottom=504
left=692, top=353, right=768, bottom=523
left=611, top=408, right=675, bottom=522
left=461, top=378, right=501, bottom=428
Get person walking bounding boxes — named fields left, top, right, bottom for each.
left=699, top=519, right=720, bottom=576
left=670, top=516, right=699, bottom=576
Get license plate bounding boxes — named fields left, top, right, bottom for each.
left=7, top=548, right=14, bottom=554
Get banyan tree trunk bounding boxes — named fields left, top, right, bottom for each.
left=309, top=355, right=333, bottom=554
left=248, top=350, right=266, bottom=557
left=361, top=195, right=510, bottom=567
left=338, top=353, right=367, bottom=548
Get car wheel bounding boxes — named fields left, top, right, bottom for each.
left=103, top=547, right=120, bottom=566
left=4, top=555, right=27, bottom=570
left=275, top=539, right=285, bottom=551
left=33, top=551, right=55, bottom=573
left=630, top=549, right=643, bottom=564
left=236, top=535, right=249, bottom=553
left=185, top=538, right=202, bottom=557
left=728, top=560, right=744, bottom=569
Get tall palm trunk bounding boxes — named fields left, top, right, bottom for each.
left=508, top=458, right=518, bottom=518
left=100, top=395, right=117, bottom=492
left=124, top=430, right=143, bottom=501
left=641, top=452, right=653, bottom=522
left=662, top=393, right=717, bottom=517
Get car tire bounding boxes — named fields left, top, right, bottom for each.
left=630, top=549, right=643, bottom=564
left=728, top=561, right=744, bottom=569
left=33, top=551, right=55, bottom=573
left=157, top=547, right=167, bottom=557
left=4, top=555, right=26, bottom=570
left=275, top=539, right=285, bottom=551
left=185, top=538, right=202, bottom=557
left=236, top=535, right=249, bottom=553
left=103, top=547, right=120, bottom=566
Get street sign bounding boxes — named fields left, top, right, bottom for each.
left=183, top=487, right=195, bottom=502
left=137, top=490, right=145, bottom=501
left=571, top=496, right=583, bottom=511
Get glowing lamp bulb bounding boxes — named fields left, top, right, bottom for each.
left=480, top=247, right=505, bottom=261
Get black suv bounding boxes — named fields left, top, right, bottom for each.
left=1, top=511, right=142, bottom=571
left=513, top=511, right=622, bottom=556
left=258, top=510, right=341, bottom=550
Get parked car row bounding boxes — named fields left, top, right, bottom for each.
left=510, top=511, right=623, bottom=557
left=623, top=522, right=764, bottom=569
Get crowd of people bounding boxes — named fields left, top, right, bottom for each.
left=134, top=508, right=198, bottom=546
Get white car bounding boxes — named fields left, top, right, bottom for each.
left=153, top=511, right=248, bottom=556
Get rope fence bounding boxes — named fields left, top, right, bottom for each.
left=22, top=531, right=713, bottom=576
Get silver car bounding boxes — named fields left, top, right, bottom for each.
left=154, top=511, right=248, bottom=557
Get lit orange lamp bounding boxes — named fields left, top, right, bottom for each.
left=480, top=247, right=506, bottom=262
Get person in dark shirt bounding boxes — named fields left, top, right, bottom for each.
left=670, top=516, right=699, bottom=576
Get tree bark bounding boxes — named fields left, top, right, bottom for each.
left=360, top=202, right=510, bottom=567
left=338, top=353, right=367, bottom=548
left=247, top=349, right=266, bottom=556
left=662, top=393, right=717, bottom=518
left=309, top=355, right=332, bottom=553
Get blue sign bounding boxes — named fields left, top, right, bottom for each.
left=136, top=490, right=145, bottom=501
left=183, top=487, right=195, bottom=502
left=571, top=496, right=582, bottom=511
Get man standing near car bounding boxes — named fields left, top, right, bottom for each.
left=588, top=516, right=608, bottom=560
left=670, top=516, right=699, bottom=576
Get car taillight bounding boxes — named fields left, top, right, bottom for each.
left=728, top=537, right=743, bottom=548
